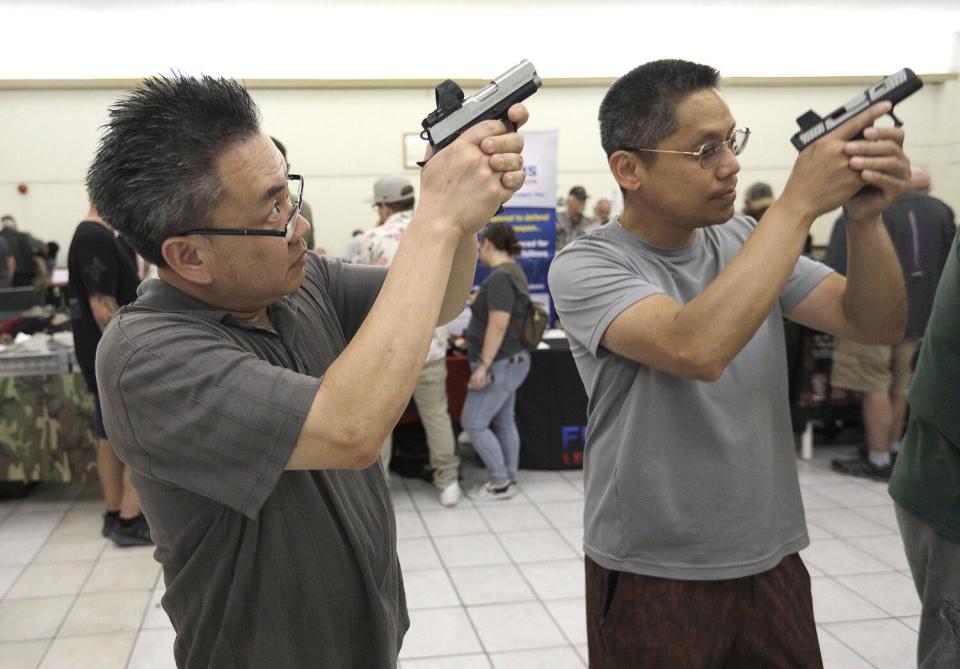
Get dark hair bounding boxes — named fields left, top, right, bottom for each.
left=481, top=222, right=522, bottom=257
left=386, top=196, right=415, bottom=212
left=86, top=75, right=262, bottom=267
left=599, top=59, right=720, bottom=162
left=271, top=136, right=287, bottom=161
left=46, top=241, right=60, bottom=259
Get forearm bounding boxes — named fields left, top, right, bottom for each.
left=478, top=319, right=508, bottom=365
left=438, top=233, right=478, bottom=324
left=291, top=104, right=529, bottom=469
left=89, top=295, right=120, bottom=332
left=842, top=215, right=907, bottom=343
left=674, top=198, right=814, bottom=373
left=295, top=220, right=461, bottom=466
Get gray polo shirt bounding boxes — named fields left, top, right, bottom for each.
left=96, top=254, right=406, bottom=668
left=548, top=216, right=832, bottom=580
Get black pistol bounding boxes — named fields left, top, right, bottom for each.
left=419, top=60, right=541, bottom=161
left=790, top=68, right=923, bottom=151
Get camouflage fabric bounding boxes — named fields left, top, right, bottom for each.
left=0, top=373, right=97, bottom=482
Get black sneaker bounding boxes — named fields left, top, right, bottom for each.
left=110, top=514, right=153, bottom=547
left=831, top=456, right=893, bottom=482
left=102, top=512, right=118, bottom=539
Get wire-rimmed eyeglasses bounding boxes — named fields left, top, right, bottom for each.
left=621, top=128, right=750, bottom=169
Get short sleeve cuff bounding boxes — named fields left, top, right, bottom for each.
left=236, top=373, right=323, bottom=519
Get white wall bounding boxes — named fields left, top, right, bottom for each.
left=1, top=74, right=957, bottom=261
left=3, top=1, right=959, bottom=79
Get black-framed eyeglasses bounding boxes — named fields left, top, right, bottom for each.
left=621, top=128, right=750, bottom=169
left=183, top=174, right=304, bottom=243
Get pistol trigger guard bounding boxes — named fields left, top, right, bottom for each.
left=888, top=110, right=904, bottom=127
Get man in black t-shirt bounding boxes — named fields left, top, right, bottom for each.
left=825, top=168, right=956, bottom=481
left=67, top=206, right=151, bottom=546
left=0, top=215, right=35, bottom=288
left=0, top=234, right=12, bottom=287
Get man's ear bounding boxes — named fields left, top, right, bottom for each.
left=608, top=151, right=647, bottom=193
left=161, top=237, right=214, bottom=286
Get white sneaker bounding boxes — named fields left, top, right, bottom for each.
left=439, top=482, right=462, bottom=508
left=470, top=481, right=517, bottom=501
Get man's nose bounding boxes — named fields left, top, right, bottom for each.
left=290, top=212, right=311, bottom=245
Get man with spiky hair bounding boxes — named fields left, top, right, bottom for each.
left=88, top=74, right=527, bottom=668
left=549, top=59, right=911, bottom=667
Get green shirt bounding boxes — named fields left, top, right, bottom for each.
left=889, top=231, right=960, bottom=543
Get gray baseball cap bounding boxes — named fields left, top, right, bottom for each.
left=366, top=176, right=415, bottom=205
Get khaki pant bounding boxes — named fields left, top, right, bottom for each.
left=831, top=338, right=918, bottom=394
left=380, top=358, right=459, bottom=489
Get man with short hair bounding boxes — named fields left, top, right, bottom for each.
left=67, top=205, right=150, bottom=546
left=549, top=59, right=910, bottom=667
left=555, top=185, right=596, bottom=250
left=825, top=166, right=956, bottom=481
left=0, top=233, right=12, bottom=287
left=0, top=215, right=34, bottom=287
left=743, top=181, right=775, bottom=220
left=88, top=74, right=527, bottom=667
left=366, top=175, right=415, bottom=229
left=352, top=176, right=462, bottom=507
left=593, top=197, right=612, bottom=225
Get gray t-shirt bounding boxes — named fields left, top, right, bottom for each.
left=548, top=216, right=832, bottom=580
left=96, top=254, right=407, bottom=668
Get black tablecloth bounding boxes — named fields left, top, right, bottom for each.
left=392, top=338, right=588, bottom=474
left=516, top=338, right=588, bottom=470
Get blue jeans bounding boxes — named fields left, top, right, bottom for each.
left=461, top=353, right=531, bottom=485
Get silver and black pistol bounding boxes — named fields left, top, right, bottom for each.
left=790, top=68, right=923, bottom=151
left=419, top=60, right=541, bottom=160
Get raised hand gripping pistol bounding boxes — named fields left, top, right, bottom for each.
left=790, top=68, right=923, bottom=151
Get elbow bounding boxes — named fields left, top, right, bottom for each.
left=331, top=425, right=384, bottom=470
left=353, top=445, right=382, bottom=470
left=865, top=321, right=906, bottom=346
left=690, top=361, right=725, bottom=382
left=853, top=312, right=907, bottom=346
left=674, top=346, right=726, bottom=382
left=345, top=434, right=384, bottom=470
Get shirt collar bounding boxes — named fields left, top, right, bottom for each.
left=136, top=278, right=300, bottom=338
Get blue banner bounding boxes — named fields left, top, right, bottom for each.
left=472, top=131, right=558, bottom=322
left=475, top=207, right=555, bottom=316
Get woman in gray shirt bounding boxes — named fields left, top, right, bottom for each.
left=462, top=222, right=532, bottom=499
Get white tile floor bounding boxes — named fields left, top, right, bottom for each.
left=0, top=445, right=920, bottom=668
